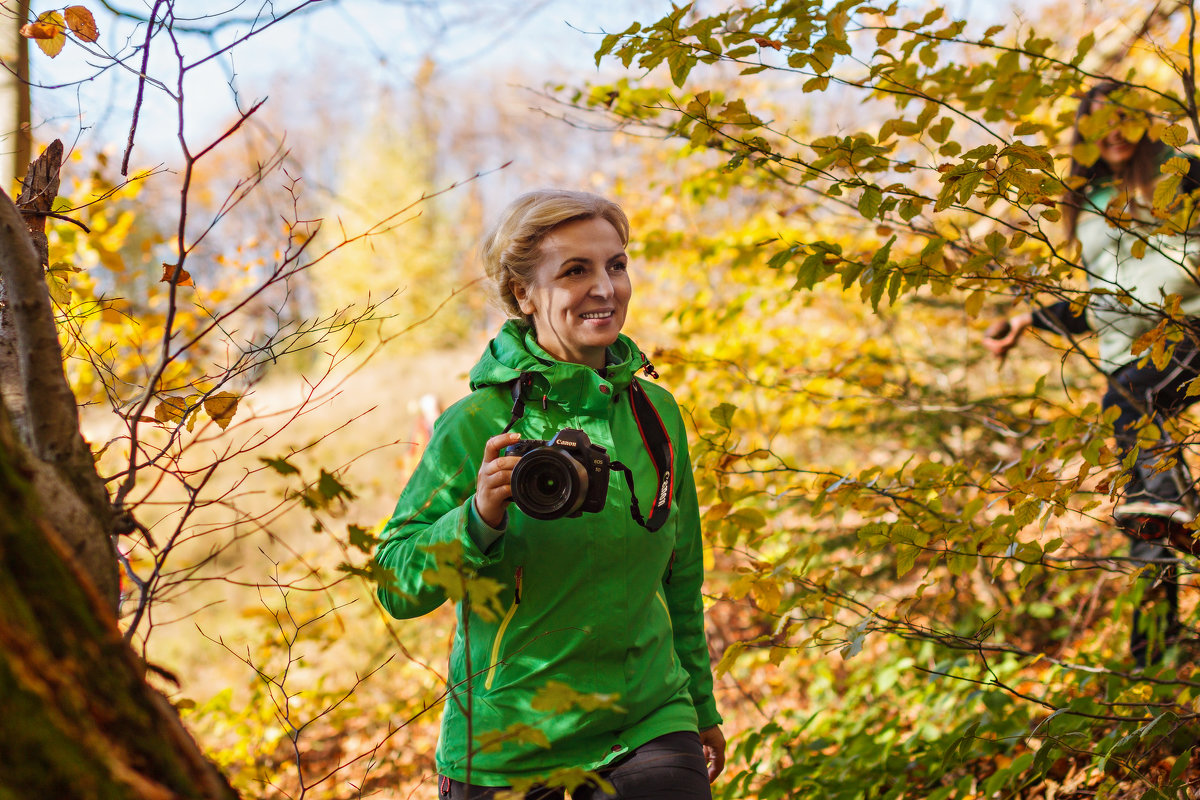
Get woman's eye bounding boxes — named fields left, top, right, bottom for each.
left=610, top=261, right=628, bottom=272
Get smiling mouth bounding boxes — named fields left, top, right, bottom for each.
left=580, top=311, right=614, bottom=320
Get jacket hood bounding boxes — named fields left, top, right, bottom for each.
left=469, top=319, right=646, bottom=396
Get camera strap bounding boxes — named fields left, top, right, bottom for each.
left=501, top=372, right=537, bottom=434
left=501, top=370, right=675, bottom=532
left=611, top=379, right=675, bottom=532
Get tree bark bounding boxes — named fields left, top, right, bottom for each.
left=0, top=400, right=239, bottom=799
left=0, top=140, right=119, bottom=607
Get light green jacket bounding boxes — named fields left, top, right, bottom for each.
left=1078, top=178, right=1200, bottom=370
left=375, top=321, right=721, bottom=785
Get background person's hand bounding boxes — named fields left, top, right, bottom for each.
left=474, top=432, right=522, bottom=528
left=699, top=725, right=726, bottom=783
left=981, top=312, right=1032, bottom=363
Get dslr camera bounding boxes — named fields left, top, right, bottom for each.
left=503, top=428, right=610, bottom=520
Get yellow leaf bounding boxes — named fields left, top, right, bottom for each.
left=1153, top=174, right=1182, bottom=211
left=98, top=247, right=125, bottom=272
left=1071, top=142, right=1100, bottom=167
left=64, top=5, right=98, bottom=43
left=963, top=288, right=985, bottom=318
left=154, top=396, right=188, bottom=424
left=1161, top=123, right=1189, bottom=148
left=45, top=274, right=71, bottom=305
left=752, top=579, right=782, bottom=613
left=1163, top=156, right=1190, bottom=176
left=1131, top=322, right=1164, bottom=356
left=714, top=642, right=745, bottom=677
left=26, top=12, right=65, bottom=57
left=185, top=394, right=202, bottom=432
left=203, top=391, right=239, bottom=430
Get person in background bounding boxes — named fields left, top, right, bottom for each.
left=375, top=189, right=726, bottom=798
left=983, top=82, right=1200, bottom=665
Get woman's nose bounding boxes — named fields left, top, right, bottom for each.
left=589, top=272, right=614, bottom=297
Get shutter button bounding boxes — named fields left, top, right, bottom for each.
left=599, top=385, right=610, bottom=395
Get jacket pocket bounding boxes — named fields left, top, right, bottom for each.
left=484, top=566, right=523, bottom=691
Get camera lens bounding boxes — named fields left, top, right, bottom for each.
left=510, top=447, right=588, bottom=520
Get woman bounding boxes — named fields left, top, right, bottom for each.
left=983, top=82, right=1200, bottom=664
left=375, top=190, right=725, bottom=798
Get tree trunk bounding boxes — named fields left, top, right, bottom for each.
left=0, top=141, right=119, bottom=607
left=0, top=399, right=238, bottom=798
left=0, top=1, right=32, bottom=189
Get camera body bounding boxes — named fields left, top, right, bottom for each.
left=503, top=428, right=610, bottom=520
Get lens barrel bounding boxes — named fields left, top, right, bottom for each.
left=509, top=446, right=589, bottom=520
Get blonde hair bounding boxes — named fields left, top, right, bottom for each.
left=481, top=190, right=631, bottom=323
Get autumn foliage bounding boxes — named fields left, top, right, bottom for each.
left=11, top=0, right=1200, bottom=798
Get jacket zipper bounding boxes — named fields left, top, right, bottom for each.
left=655, top=589, right=671, bottom=620
left=484, top=566, right=522, bottom=691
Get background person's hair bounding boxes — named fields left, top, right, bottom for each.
left=481, top=189, right=631, bottom=324
left=1062, top=80, right=1167, bottom=237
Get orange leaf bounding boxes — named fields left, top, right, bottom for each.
left=64, top=5, right=98, bottom=43
left=19, top=22, right=57, bottom=40
left=160, top=263, right=193, bottom=286
left=27, top=12, right=66, bottom=57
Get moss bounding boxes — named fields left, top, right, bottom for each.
left=0, top=409, right=235, bottom=799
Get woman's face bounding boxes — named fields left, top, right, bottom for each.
left=513, top=216, right=631, bottom=370
left=1096, top=103, right=1138, bottom=170
left=1099, top=125, right=1137, bottom=171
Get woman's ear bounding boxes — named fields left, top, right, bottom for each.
left=513, top=281, right=535, bottom=316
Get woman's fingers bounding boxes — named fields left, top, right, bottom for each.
left=699, top=725, right=727, bottom=782
left=482, top=431, right=521, bottom=464
left=476, top=432, right=521, bottom=528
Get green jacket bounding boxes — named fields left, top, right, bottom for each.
left=375, top=321, right=721, bottom=785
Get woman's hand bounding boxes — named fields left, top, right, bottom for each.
left=699, top=725, right=726, bottom=783
left=474, top=432, right=522, bottom=529
left=982, top=312, right=1032, bottom=362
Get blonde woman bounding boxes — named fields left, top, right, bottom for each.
left=376, top=190, right=725, bottom=798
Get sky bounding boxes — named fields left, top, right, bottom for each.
left=27, top=0, right=673, bottom=161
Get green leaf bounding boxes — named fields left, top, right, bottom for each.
left=668, top=47, right=692, bottom=88
left=318, top=469, right=356, bottom=502
left=858, top=185, right=883, bottom=219
left=348, top=524, right=377, bottom=552
left=260, top=456, right=300, bottom=476
left=1075, top=31, right=1095, bottom=61
left=711, top=402, right=737, bottom=429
